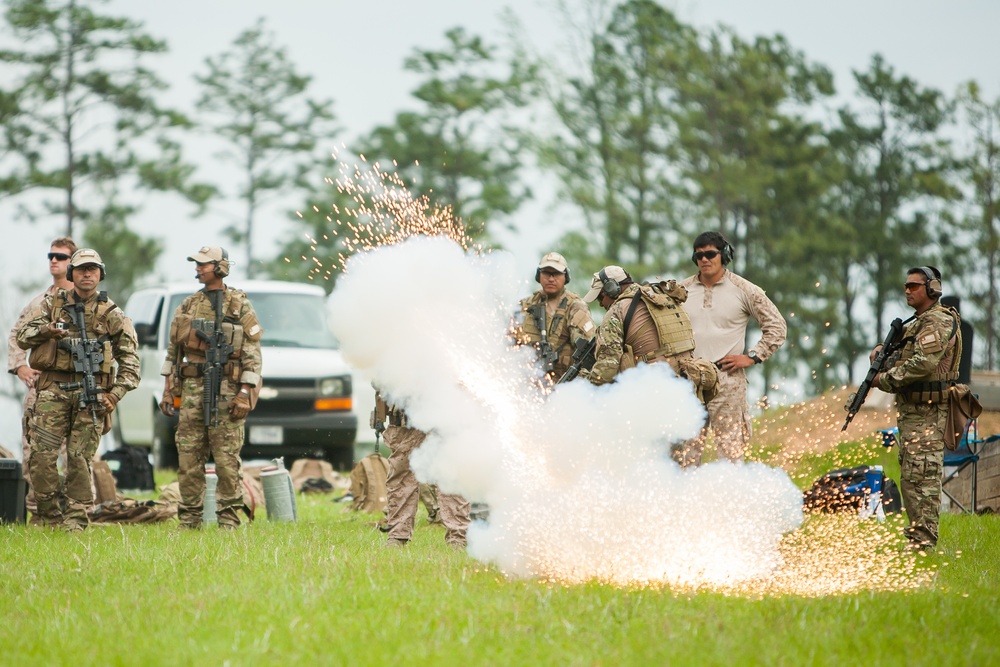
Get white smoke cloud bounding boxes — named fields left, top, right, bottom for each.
left=329, top=237, right=803, bottom=586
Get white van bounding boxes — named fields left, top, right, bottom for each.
left=113, top=280, right=357, bottom=469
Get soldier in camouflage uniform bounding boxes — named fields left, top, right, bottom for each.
left=873, top=266, right=961, bottom=551
left=514, top=252, right=595, bottom=383
left=159, top=247, right=263, bottom=529
left=7, top=237, right=77, bottom=513
left=375, top=390, right=470, bottom=548
left=16, top=249, right=140, bottom=531
left=677, top=232, right=786, bottom=466
left=582, top=266, right=717, bottom=403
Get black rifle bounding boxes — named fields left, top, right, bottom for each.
left=557, top=337, right=597, bottom=384
left=57, top=301, right=105, bottom=427
left=530, top=303, right=558, bottom=375
left=192, top=291, right=234, bottom=427
left=842, top=317, right=906, bottom=431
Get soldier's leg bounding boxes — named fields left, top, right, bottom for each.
left=210, top=417, right=245, bottom=529
left=21, top=388, right=37, bottom=511
left=176, top=380, right=211, bottom=527
left=437, top=491, right=471, bottom=548
left=28, top=388, right=71, bottom=526
left=62, top=406, right=102, bottom=529
left=384, top=426, right=421, bottom=544
left=707, top=371, right=751, bottom=463
left=672, top=430, right=707, bottom=468
left=419, top=483, right=441, bottom=524
left=898, top=404, right=946, bottom=547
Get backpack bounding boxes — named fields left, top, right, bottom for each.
left=348, top=453, right=389, bottom=513
left=803, top=465, right=902, bottom=515
left=101, top=446, right=155, bottom=491
left=290, top=457, right=343, bottom=494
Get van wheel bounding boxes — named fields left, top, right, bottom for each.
left=153, top=409, right=179, bottom=470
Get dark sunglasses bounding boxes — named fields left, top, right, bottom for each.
left=692, top=250, right=720, bottom=262
left=903, top=281, right=927, bottom=291
left=47, top=252, right=71, bottom=261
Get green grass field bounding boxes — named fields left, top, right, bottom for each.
left=2, top=439, right=999, bottom=666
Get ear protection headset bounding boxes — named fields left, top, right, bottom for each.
left=535, top=266, right=570, bottom=284
left=916, top=266, right=942, bottom=298
left=214, top=247, right=230, bottom=278
left=599, top=268, right=623, bottom=300
left=66, top=259, right=106, bottom=282
left=691, top=235, right=735, bottom=266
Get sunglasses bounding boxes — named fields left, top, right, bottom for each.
left=903, top=281, right=927, bottom=291
left=692, top=250, right=720, bottom=262
left=48, top=252, right=71, bottom=261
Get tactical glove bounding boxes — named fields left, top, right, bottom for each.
left=100, top=392, right=119, bottom=414
left=159, top=388, right=176, bottom=417
left=229, top=389, right=251, bottom=420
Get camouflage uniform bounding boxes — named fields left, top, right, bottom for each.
left=7, top=285, right=60, bottom=504
left=876, top=301, right=960, bottom=548
left=515, top=288, right=595, bottom=381
left=377, top=392, right=469, bottom=547
left=587, top=281, right=700, bottom=386
left=16, top=289, right=140, bottom=528
left=677, top=270, right=786, bottom=465
left=162, top=288, right=263, bottom=528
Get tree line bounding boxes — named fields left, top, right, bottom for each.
left=1, top=0, right=997, bottom=394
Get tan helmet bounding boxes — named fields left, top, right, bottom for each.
left=67, top=248, right=106, bottom=282
left=535, top=251, right=570, bottom=284
left=187, top=246, right=230, bottom=277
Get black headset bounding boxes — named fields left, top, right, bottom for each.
left=599, top=268, right=625, bottom=300
left=692, top=241, right=735, bottom=265
left=214, top=247, right=230, bottom=278
left=535, top=265, right=570, bottom=284
left=66, top=255, right=106, bottom=282
left=916, top=266, right=942, bottom=299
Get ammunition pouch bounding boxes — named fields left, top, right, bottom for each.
left=28, top=339, right=59, bottom=370
left=900, top=380, right=953, bottom=404
left=677, top=357, right=721, bottom=404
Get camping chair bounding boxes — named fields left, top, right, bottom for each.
left=942, top=417, right=1000, bottom=514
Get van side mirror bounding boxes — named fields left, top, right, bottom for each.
left=135, top=323, right=158, bottom=347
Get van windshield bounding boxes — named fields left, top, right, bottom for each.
left=166, top=291, right=339, bottom=350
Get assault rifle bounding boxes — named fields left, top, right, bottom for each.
left=192, top=291, right=234, bottom=427
left=370, top=392, right=387, bottom=456
left=530, top=303, right=558, bottom=375
left=842, top=317, right=906, bottom=431
left=57, top=301, right=106, bottom=427
left=557, top=337, right=597, bottom=384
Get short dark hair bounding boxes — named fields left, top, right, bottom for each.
left=693, top=231, right=728, bottom=252
left=907, top=265, right=941, bottom=280
left=50, top=237, right=78, bottom=254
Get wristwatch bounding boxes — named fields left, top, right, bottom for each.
left=748, top=351, right=762, bottom=364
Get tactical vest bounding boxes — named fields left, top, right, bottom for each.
left=520, top=293, right=575, bottom=373
left=169, top=289, right=248, bottom=385
left=29, top=290, right=117, bottom=384
left=897, top=305, right=961, bottom=403
left=624, top=282, right=696, bottom=362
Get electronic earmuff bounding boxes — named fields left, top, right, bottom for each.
left=66, top=252, right=107, bottom=282
left=535, top=266, right=571, bottom=284
left=214, top=247, right=230, bottom=278
left=599, top=268, right=622, bottom=300
left=917, top=266, right=942, bottom=298
left=690, top=238, right=735, bottom=266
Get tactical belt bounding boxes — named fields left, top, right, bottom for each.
left=179, top=363, right=204, bottom=378
left=901, top=380, right=951, bottom=394
left=41, top=370, right=111, bottom=385
left=900, top=379, right=956, bottom=404
left=636, top=340, right=696, bottom=362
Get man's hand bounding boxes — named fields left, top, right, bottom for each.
left=16, top=365, right=40, bottom=389
left=159, top=387, right=176, bottom=417
left=229, top=389, right=251, bottom=420
left=716, top=354, right=754, bottom=374
left=100, top=393, right=119, bottom=414
left=869, top=345, right=883, bottom=365
left=45, top=322, right=70, bottom=340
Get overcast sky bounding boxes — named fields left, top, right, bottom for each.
left=5, top=0, right=999, bottom=288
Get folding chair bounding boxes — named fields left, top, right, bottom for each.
left=942, top=417, right=1000, bottom=514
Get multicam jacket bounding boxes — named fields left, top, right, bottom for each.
left=877, top=302, right=960, bottom=403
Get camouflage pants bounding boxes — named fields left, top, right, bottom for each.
left=28, top=386, right=101, bottom=527
left=384, top=425, right=469, bottom=545
left=897, top=400, right=947, bottom=547
left=176, top=378, right=245, bottom=528
left=674, top=369, right=750, bottom=467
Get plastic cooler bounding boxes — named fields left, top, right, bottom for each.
left=0, top=459, right=28, bottom=524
